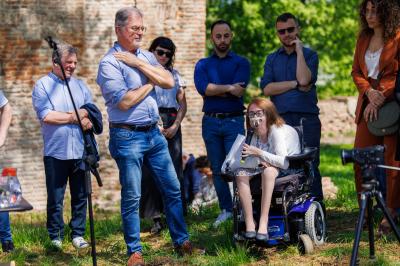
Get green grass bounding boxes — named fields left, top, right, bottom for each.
left=1, top=144, right=399, bottom=265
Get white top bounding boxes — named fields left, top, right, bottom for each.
left=155, top=69, right=186, bottom=109
left=248, top=124, right=300, bottom=170
left=0, top=90, right=8, bottom=109
left=365, top=48, right=382, bottom=79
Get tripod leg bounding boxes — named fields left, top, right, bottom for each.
left=367, top=196, right=375, bottom=260
left=351, top=193, right=368, bottom=266
left=375, top=192, right=400, bottom=243
left=85, top=170, right=97, bottom=266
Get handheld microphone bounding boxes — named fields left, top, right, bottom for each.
left=241, top=130, right=254, bottom=164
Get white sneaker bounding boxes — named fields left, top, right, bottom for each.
left=51, top=239, right=62, bottom=249
left=213, top=209, right=232, bottom=227
left=72, top=237, right=89, bottom=249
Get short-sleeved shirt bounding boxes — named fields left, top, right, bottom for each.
left=194, top=51, right=251, bottom=113
left=32, top=72, right=93, bottom=160
left=97, top=42, right=161, bottom=125
left=260, top=47, right=319, bottom=115
left=0, top=90, right=8, bottom=109
left=155, top=69, right=186, bottom=110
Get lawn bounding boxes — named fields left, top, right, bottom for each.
left=1, top=144, right=400, bottom=265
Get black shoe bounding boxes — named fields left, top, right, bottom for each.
left=256, top=232, right=269, bottom=241
left=243, top=231, right=256, bottom=239
left=2, top=240, right=14, bottom=252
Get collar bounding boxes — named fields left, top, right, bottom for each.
left=211, top=50, right=234, bottom=59
left=277, top=46, right=297, bottom=55
left=113, top=42, right=142, bottom=56
left=48, top=71, right=69, bottom=83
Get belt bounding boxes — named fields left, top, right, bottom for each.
left=109, top=122, right=157, bottom=131
left=159, top=107, right=177, bottom=114
left=204, top=112, right=244, bottom=119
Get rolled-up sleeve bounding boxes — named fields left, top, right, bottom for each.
left=307, top=51, right=319, bottom=85
left=32, top=81, right=52, bottom=121
left=194, top=60, right=208, bottom=96
left=97, top=58, right=129, bottom=106
left=260, top=55, right=274, bottom=90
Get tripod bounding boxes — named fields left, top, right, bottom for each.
left=45, top=36, right=103, bottom=266
left=350, top=165, right=400, bottom=266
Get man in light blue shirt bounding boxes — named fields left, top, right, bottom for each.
left=32, top=43, right=93, bottom=250
left=0, top=89, right=14, bottom=253
left=97, top=7, right=196, bottom=265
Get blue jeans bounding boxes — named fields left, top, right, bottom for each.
left=0, top=212, right=12, bottom=243
left=281, top=112, right=323, bottom=201
left=202, top=115, right=245, bottom=212
left=109, top=126, right=188, bottom=255
left=44, top=157, right=87, bottom=240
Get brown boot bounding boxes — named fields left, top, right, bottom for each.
left=175, top=240, right=205, bottom=257
left=127, top=252, right=145, bottom=266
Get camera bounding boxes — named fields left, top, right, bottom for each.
left=341, top=145, right=384, bottom=166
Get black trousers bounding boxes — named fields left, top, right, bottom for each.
left=140, top=111, right=185, bottom=219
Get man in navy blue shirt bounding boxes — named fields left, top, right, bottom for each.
left=194, top=20, right=250, bottom=227
left=260, top=13, right=323, bottom=203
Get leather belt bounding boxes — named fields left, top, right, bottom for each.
left=109, top=122, right=157, bottom=131
left=159, top=107, right=178, bottom=114
left=204, top=112, right=244, bottom=119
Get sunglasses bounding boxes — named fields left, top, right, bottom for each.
left=155, top=49, right=173, bottom=58
left=277, top=26, right=296, bottom=35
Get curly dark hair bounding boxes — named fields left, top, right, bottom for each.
left=359, top=0, right=400, bottom=42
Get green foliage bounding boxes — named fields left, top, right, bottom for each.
left=207, top=0, right=361, bottom=98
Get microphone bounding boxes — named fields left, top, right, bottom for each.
left=241, top=130, right=254, bottom=164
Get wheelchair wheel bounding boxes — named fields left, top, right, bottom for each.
left=305, top=201, right=326, bottom=246
left=298, top=234, right=314, bottom=254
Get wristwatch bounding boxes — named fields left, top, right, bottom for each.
left=294, top=80, right=299, bottom=88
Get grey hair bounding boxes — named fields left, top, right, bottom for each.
left=52, top=43, right=77, bottom=63
left=115, top=7, right=143, bottom=28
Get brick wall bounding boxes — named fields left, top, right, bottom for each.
left=0, top=0, right=207, bottom=210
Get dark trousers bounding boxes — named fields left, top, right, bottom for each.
left=281, top=112, right=323, bottom=201
left=0, top=212, right=11, bottom=243
left=44, top=156, right=87, bottom=240
left=140, top=111, right=185, bottom=219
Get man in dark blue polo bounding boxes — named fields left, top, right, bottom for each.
left=194, top=20, right=250, bottom=227
left=260, top=13, right=323, bottom=203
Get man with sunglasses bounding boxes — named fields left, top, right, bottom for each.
left=260, top=13, right=324, bottom=205
left=97, top=7, right=197, bottom=266
left=194, top=20, right=250, bottom=228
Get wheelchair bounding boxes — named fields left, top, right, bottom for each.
left=225, top=124, right=326, bottom=254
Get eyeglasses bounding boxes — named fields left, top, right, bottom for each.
left=277, top=26, right=296, bottom=35
left=155, top=49, right=173, bottom=58
left=128, top=26, right=147, bottom=33
left=248, top=110, right=264, bottom=118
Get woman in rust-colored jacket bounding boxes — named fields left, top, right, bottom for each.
left=352, top=0, right=400, bottom=235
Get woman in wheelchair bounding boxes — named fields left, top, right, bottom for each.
left=236, top=98, right=300, bottom=241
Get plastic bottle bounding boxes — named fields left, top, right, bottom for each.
left=0, top=168, right=22, bottom=208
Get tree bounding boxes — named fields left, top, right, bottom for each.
left=207, top=0, right=360, bottom=99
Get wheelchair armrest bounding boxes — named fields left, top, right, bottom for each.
left=286, top=147, right=318, bottom=162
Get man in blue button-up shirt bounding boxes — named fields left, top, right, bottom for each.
left=194, top=20, right=250, bottom=228
left=32, top=43, right=93, bottom=250
left=260, top=13, right=323, bottom=203
left=97, top=7, right=195, bottom=265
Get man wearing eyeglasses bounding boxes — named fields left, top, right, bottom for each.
left=260, top=13, right=323, bottom=205
left=194, top=20, right=251, bottom=228
left=97, top=6, right=197, bottom=266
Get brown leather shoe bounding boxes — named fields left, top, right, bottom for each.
left=127, top=252, right=145, bottom=266
left=175, top=240, right=205, bottom=257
